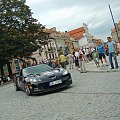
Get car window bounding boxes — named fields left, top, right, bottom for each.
left=22, top=64, right=53, bottom=77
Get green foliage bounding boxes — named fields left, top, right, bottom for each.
left=0, top=0, right=49, bottom=66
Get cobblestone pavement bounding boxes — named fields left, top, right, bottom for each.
left=84, top=55, right=120, bottom=72
left=0, top=69, right=120, bottom=120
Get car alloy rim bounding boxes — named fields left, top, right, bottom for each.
left=25, top=86, right=30, bottom=95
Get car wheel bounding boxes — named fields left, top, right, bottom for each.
left=25, top=85, right=31, bottom=96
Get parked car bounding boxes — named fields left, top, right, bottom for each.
left=14, top=64, right=72, bottom=95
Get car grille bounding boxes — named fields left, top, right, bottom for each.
left=36, top=76, right=70, bottom=89
left=32, top=75, right=71, bottom=93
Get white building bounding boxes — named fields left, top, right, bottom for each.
left=68, top=24, right=95, bottom=49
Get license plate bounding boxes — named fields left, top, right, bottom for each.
left=49, top=80, right=62, bottom=86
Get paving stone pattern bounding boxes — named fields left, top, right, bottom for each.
left=0, top=70, right=120, bottom=120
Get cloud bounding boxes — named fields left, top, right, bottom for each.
left=26, top=0, right=120, bottom=41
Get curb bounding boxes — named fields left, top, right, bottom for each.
left=86, top=69, right=120, bottom=73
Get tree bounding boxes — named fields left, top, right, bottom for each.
left=0, top=0, right=49, bottom=67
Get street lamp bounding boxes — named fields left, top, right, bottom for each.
left=108, top=4, right=119, bottom=42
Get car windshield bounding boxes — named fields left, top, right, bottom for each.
left=22, top=64, right=53, bottom=77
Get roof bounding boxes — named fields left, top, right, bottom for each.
left=43, top=28, right=61, bottom=34
left=67, top=27, right=85, bottom=40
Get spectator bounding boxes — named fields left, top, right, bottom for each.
left=92, top=49, right=100, bottom=68
left=86, top=47, right=91, bottom=62
left=79, top=50, right=86, bottom=73
left=59, top=52, right=67, bottom=69
left=104, top=44, right=109, bottom=56
left=107, top=37, right=119, bottom=69
left=74, top=48, right=79, bottom=67
left=97, top=41, right=108, bottom=66
left=66, top=52, right=74, bottom=69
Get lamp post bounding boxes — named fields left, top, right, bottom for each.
left=108, top=4, right=119, bottom=42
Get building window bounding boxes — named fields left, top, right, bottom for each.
left=55, top=53, right=57, bottom=58
left=49, top=54, right=51, bottom=59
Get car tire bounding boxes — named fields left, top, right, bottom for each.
left=25, top=84, right=32, bottom=96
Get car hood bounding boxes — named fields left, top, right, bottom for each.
left=26, top=69, right=64, bottom=83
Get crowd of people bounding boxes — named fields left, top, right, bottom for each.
left=38, top=37, right=120, bottom=73
left=0, top=37, right=120, bottom=85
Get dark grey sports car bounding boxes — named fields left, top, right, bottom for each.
left=14, top=64, right=72, bottom=95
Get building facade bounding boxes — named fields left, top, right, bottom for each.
left=68, top=24, right=96, bottom=49
left=111, top=21, right=120, bottom=42
left=31, top=27, right=73, bottom=63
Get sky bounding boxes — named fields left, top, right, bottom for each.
left=26, top=0, right=120, bottom=41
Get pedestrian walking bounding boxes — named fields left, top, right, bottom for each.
left=97, top=41, right=108, bottom=66
left=79, top=50, right=86, bottom=73
left=107, top=37, right=119, bottom=69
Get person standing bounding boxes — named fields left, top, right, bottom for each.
left=107, top=37, right=119, bottom=69
left=97, top=42, right=108, bottom=66
left=74, top=48, right=79, bottom=68
left=85, top=47, right=91, bottom=62
left=79, top=50, right=86, bottom=73
left=66, top=52, right=74, bottom=69
left=59, top=52, right=67, bottom=69
left=92, top=49, right=100, bottom=68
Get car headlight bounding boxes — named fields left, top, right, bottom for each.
left=30, top=78, right=38, bottom=83
left=63, top=70, right=69, bottom=75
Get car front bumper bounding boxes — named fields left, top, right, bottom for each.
left=29, top=77, right=72, bottom=94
